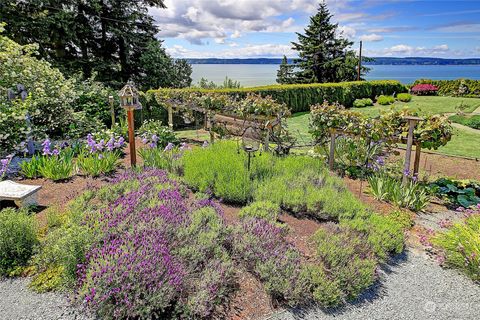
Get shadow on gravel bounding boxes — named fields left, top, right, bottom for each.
left=282, top=251, right=410, bottom=319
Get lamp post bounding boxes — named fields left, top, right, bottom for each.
left=119, top=84, right=142, bottom=167
left=242, top=137, right=260, bottom=171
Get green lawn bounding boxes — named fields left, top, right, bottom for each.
left=287, top=96, right=480, bottom=159
left=352, top=96, right=480, bottom=118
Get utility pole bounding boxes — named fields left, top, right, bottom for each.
left=357, top=41, right=363, bottom=81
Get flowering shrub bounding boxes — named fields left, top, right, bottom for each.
left=0, top=27, right=76, bottom=140
left=52, top=169, right=236, bottom=319
left=0, top=100, right=29, bottom=155
left=231, top=218, right=305, bottom=303
left=430, top=206, right=480, bottom=281
left=411, top=84, right=439, bottom=96
left=138, top=120, right=178, bottom=148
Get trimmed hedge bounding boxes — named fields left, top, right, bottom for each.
left=146, top=80, right=406, bottom=113
left=413, top=79, right=480, bottom=98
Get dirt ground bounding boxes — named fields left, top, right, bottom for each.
left=394, top=149, right=480, bottom=181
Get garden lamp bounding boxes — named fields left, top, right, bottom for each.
left=119, top=83, right=142, bottom=166
left=241, top=136, right=260, bottom=171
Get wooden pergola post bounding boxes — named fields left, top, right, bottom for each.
left=329, top=130, right=336, bottom=171
left=402, top=116, right=423, bottom=185
left=168, top=105, right=173, bottom=129
left=413, top=143, right=422, bottom=176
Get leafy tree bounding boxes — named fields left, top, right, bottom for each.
left=0, top=0, right=191, bottom=89
left=291, top=2, right=367, bottom=83
left=276, top=55, right=295, bottom=84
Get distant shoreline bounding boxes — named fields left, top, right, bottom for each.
left=186, top=57, right=480, bottom=65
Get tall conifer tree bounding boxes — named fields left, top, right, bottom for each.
left=291, top=1, right=364, bottom=83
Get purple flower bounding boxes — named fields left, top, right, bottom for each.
left=149, top=142, right=157, bottom=149
left=141, top=138, right=148, bottom=144
left=52, top=148, right=60, bottom=156
left=98, top=154, right=104, bottom=160
left=403, top=169, right=411, bottom=177
left=42, top=138, right=52, bottom=156
left=375, top=156, right=385, bottom=166
left=151, top=134, right=159, bottom=143
left=106, top=137, right=115, bottom=151
left=179, top=142, right=189, bottom=151
left=164, top=142, right=174, bottom=152
left=202, top=141, right=209, bottom=148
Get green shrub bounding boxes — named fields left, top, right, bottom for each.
left=32, top=217, right=94, bottom=290
left=77, top=151, right=121, bottom=177
left=368, top=171, right=430, bottom=211
left=353, top=98, right=374, bottom=108
left=182, top=142, right=274, bottom=204
left=432, top=214, right=480, bottom=281
left=377, top=95, right=395, bottom=105
left=388, top=210, right=415, bottom=230
left=300, top=264, right=342, bottom=307
left=0, top=29, right=76, bottom=145
left=312, top=224, right=377, bottom=300
left=341, top=213, right=405, bottom=260
left=239, top=201, right=280, bottom=224
left=38, top=155, right=75, bottom=181
left=148, top=80, right=406, bottom=113
left=448, top=114, right=480, bottom=130
left=396, top=93, right=412, bottom=102
left=0, top=208, right=38, bottom=276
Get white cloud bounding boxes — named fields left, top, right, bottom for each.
left=364, top=44, right=452, bottom=57
left=165, top=43, right=295, bottom=58
left=152, top=0, right=357, bottom=44
left=359, top=33, right=383, bottom=42
left=338, top=26, right=356, bottom=38
left=231, top=30, right=242, bottom=39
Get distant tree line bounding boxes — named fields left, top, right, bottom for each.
left=0, top=0, right=192, bottom=90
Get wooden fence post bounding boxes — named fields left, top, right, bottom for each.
left=413, top=143, right=422, bottom=176
left=402, top=116, right=423, bottom=185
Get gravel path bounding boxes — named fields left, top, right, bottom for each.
left=0, top=277, right=92, bottom=320
left=1, top=250, right=479, bottom=320
left=268, top=249, right=480, bottom=320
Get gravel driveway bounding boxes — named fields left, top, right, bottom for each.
left=1, top=249, right=479, bottom=320
left=269, top=249, right=480, bottom=320
left=0, top=277, right=92, bottom=320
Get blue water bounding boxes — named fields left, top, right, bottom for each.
left=191, top=64, right=480, bottom=87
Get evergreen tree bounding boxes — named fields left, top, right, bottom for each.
left=0, top=0, right=192, bottom=89
left=291, top=1, right=366, bottom=83
left=276, top=55, right=295, bottom=84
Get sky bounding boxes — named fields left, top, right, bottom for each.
left=149, top=0, right=480, bottom=59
